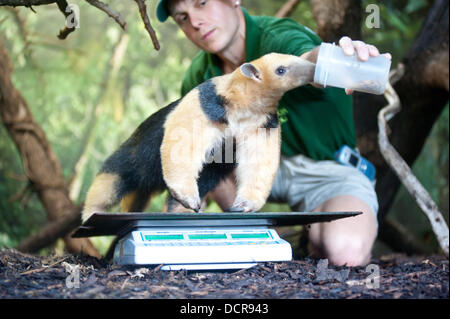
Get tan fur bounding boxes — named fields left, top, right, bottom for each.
left=213, top=71, right=282, bottom=211
left=234, top=127, right=281, bottom=210
left=161, top=89, right=226, bottom=210
left=161, top=53, right=315, bottom=212
left=217, top=54, right=315, bottom=115
left=120, top=191, right=137, bottom=212
left=212, top=53, right=313, bottom=211
left=82, top=53, right=315, bottom=216
left=83, top=173, right=119, bottom=222
left=165, top=194, right=206, bottom=213
left=121, top=190, right=152, bottom=212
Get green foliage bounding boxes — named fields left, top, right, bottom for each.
left=0, top=0, right=447, bottom=255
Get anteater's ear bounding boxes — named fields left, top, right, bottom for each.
left=240, top=63, right=261, bottom=82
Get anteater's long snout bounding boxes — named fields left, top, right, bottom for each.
left=292, top=58, right=316, bottom=87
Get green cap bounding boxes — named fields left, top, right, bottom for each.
left=156, top=0, right=170, bottom=22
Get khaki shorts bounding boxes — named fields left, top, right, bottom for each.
left=269, top=154, right=379, bottom=219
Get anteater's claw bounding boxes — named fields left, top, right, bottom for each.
left=225, top=206, right=245, bottom=213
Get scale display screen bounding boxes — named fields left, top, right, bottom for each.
left=114, top=227, right=292, bottom=269
left=140, top=230, right=273, bottom=242
left=144, top=234, right=184, bottom=241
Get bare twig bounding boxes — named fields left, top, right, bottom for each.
left=378, top=66, right=449, bottom=258
left=2, top=0, right=160, bottom=48
left=19, top=256, right=68, bottom=275
left=55, top=0, right=77, bottom=39
left=134, top=0, right=160, bottom=50
left=7, top=171, right=28, bottom=182
left=8, top=182, right=32, bottom=203
left=4, top=7, right=39, bottom=68
left=85, top=0, right=126, bottom=31
left=0, top=0, right=55, bottom=6
left=276, top=0, right=301, bottom=18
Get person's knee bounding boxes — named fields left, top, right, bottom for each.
left=325, top=234, right=372, bottom=267
left=310, top=195, right=378, bottom=267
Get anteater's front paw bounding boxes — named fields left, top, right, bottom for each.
left=168, top=188, right=201, bottom=212
left=226, top=197, right=258, bottom=213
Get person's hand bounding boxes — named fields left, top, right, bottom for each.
left=338, top=36, right=392, bottom=95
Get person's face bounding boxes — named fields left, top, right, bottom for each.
left=170, top=0, right=241, bottom=54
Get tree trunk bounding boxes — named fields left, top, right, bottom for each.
left=310, top=0, right=362, bottom=42
left=0, top=39, right=100, bottom=258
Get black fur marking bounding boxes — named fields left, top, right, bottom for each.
left=263, top=113, right=279, bottom=129
left=197, top=80, right=228, bottom=124
left=99, top=97, right=236, bottom=208
left=197, top=161, right=236, bottom=199
left=198, top=137, right=237, bottom=198
left=100, top=100, right=180, bottom=198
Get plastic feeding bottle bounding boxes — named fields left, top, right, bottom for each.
left=313, top=42, right=391, bottom=95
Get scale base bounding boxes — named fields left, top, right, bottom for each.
left=72, top=211, right=361, bottom=271
left=160, top=263, right=258, bottom=271
left=113, top=226, right=292, bottom=270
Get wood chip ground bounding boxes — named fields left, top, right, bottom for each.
left=0, top=249, right=447, bottom=299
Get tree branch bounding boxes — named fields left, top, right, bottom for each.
left=275, top=0, right=300, bottom=18
left=0, top=39, right=100, bottom=258
left=55, top=0, right=77, bottom=39
left=2, top=0, right=161, bottom=49
left=85, top=0, right=126, bottom=31
left=16, top=207, right=83, bottom=253
left=3, top=7, right=37, bottom=65
left=134, top=0, right=160, bottom=51
left=0, top=0, right=55, bottom=6
left=378, top=72, right=449, bottom=258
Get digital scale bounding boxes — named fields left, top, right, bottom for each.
left=72, top=212, right=359, bottom=270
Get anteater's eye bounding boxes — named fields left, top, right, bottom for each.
left=275, top=66, right=287, bottom=76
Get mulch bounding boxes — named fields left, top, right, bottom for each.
left=0, top=248, right=447, bottom=299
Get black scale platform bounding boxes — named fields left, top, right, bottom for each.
left=71, top=211, right=361, bottom=238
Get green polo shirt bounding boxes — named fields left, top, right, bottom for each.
left=181, top=8, right=356, bottom=160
